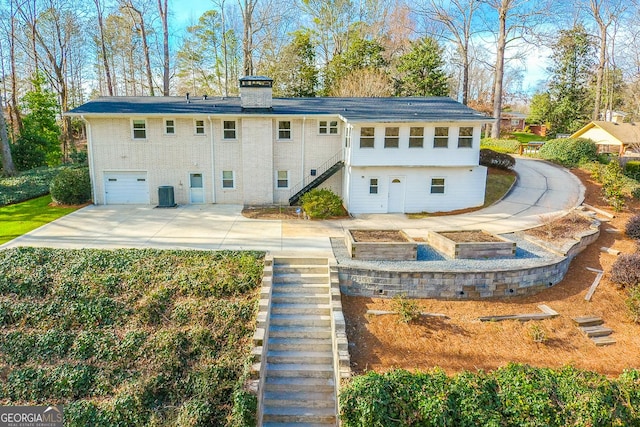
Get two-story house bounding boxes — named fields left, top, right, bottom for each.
left=67, top=76, right=491, bottom=214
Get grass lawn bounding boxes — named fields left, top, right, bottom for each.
left=0, top=195, right=80, bottom=245
left=511, top=132, right=544, bottom=143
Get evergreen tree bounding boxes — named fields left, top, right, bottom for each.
left=268, top=30, right=318, bottom=97
left=394, top=37, right=449, bottom=97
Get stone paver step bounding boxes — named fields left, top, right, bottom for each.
left=266, top=363, right=334, bottom=378
left=579, top=325, right=614, bottom=338
left=263, top=391, right=336, bottom=408
left=267, top=350, right=333, bottom=365
left=262, top=406, right=336, bottom=424
left=264, top=377, right=335, bottom=393
left=273, top=257, right=328, bottom=266
left=268, top=326, right=331, bottom=339
left=273, top=273, right=330, bottom=284
left=572, top=316, right=604, bottom=327
left=592, top=335, right=617, bottom=346
left=263, top=422, right=336, bottom=427
left=274, top=265, right=329, bottom=275
left=271, top=303, right=331, bottom=315
left=271, top=283, right=331, bottom=293
left=267, top=337, right=333, bottom=352
left=270, top=313, right=332, bottom=326
left=271, top=294, right=330, bottom=304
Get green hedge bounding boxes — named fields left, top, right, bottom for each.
left=538, top=138, right=597, bottom=167
left=340, top=364, right=640, bottom=426
left=480, top=138, right=521, bottom=154
left=300, top=188, right=345, bottom=219
left=0, top=166, right=67, bottom=206
left=0, top=248, right=264, bottom=426
left=50, top=167, right=91, bottom=205
left=625, top=161, right=640, bottom=181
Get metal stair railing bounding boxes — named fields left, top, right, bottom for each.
left=288, top=150, right=344, bottom=205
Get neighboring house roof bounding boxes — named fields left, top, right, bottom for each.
left=571, top=121, right=640, bottom=145
left=501, top=111, right=527, bottom=120
left=67, top=96, right=491, bottom=123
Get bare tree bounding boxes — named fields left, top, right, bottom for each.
left=418, top=0, right=481, bottom=105
left=157, top=0, right=169, bottom=95
left=93, top=0, right=114, bottom=95
left=238, top=0, right=256, bottom=76
left=120, top=0, right=155, bottom=95
left=0, top=93, right=17, bottom=176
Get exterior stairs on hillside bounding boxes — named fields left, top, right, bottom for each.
left=253, top=256, right=348, bottom=426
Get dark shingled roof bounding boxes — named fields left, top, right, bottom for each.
left=67, top=96, right=491, bottom=123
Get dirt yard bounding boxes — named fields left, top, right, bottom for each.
left=342, top=168, right=640, bottom=377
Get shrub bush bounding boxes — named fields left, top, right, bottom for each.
left=601, top=161, right=626, bottom=212
left=479, top=148, right=516, bottom=170
left=0, top=166, right=66, bottom=206
left=480, top=138, right=521, bottom=153
left=626, top=215, right=640, bottom=240
left=392, top=294, right=421, bottom=323
left=610, top=253, right=640, bottom=288
left=625, top=161, right=640, bottom=180
left=538, top=138, right=597, bottom=167
left=50, top=167, right=91, bottom=205
left=300, top=188, right=345, bottom=219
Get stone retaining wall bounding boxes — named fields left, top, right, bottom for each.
left=339, top=224, right=599, bottom=300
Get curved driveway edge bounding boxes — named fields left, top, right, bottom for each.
left=1, top=158, right=584, bottom=254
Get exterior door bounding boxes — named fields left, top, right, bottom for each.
left=387, top=176, right=405, bottom=213
left=189, top=173, right=204, bottom=203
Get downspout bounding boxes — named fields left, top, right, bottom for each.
left=301, top=117, right=306, bottom=188
left=80, top=115, right=98, bottom=205
left=208, top=116, right=216, bottom=203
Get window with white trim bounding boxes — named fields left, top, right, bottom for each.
left=195, top=119, right=205, bottom=135
left=222, top=170, right=234, bottom=188
left=409, top=127, right=424, bottom=148
left=431, top=178, right=445, bottom=194
left=433, top=127, right=448, bottom=148
left=369, top=178, right=378, bottom=194
left=277, top=170, right=289, bottom=188
left=278, top=121, right=291, bottom=139
left=132, top=119, right=146, bottom=139
left=223, top=120, right=236, bottom=139
left=384, top=127, right=399, bottom=148
left=164, top=119, right=175, bottom=135
left=360, top=127, right=374, bottom=148
left=319, top=120, right=339, bottom=134
left=458, top=127, right=473, bottom=148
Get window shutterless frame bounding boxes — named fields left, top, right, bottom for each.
left=223, top=120, right=236, bottom=139
left=132, top=119, right=147, bottom=139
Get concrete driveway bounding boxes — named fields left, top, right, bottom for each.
left=1, top=158, right=584, bottom=255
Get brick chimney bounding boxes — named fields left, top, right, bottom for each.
left=239, top=76, right=273, bottom=110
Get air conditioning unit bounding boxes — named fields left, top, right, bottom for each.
left=157, top=186, right=177, bottom=208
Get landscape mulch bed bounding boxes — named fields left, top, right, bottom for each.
left=343, top=167, right=640, bottom=377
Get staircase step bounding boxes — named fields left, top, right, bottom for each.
left=579, top=325, right=614, bottom=338
left=263, top=422, right=336, bottom=427
left=264, top=377, right=335, bottom=393
left=273, top=273, right=330, bottom=284
left=267, top=350, right=334, bottom=365
left=266, top=363, right=334, bottom=378
left=263, top=391, right=336, bottom=408
left=272, top=294, right=330, bottom=304
left=274, top=257, right=328, bottom=266
left=262, top=406, right=337, bottom=424
left=270, top=314, right=332, bottom=327
left=268, top=337, right=333, bottom=352
left=269, top=326, right=331, bottom=339
left=572, top=316, right=604, bottom=327
left=271, top=283, right=331, bottom=293
left=271, top=303, right=331, bottom=315
left=592, top=335, right=617, bottom=346
left=274, top=265, right=329, bottom=275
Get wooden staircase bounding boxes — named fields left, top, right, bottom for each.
left=260, top=257, right=338, bottom=426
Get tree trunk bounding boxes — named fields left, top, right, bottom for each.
left=491, top=3, right=507, bottom=138
left=124, top=3, right=155, bottom=96
left=240, top=0, right=254, bottom=76
left=9, top=2, right=23, bottom=133
left=462, top=47, right=469, bottom=105
left=158, top=0, right=170, bottom=96
left=593, top=19, right=607, bottom=121
left=94, top=0, right=114, bottom=96
left=1, top=94, right=18, bottom=176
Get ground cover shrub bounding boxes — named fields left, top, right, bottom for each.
left=611, top=254, right=640, bottom=288
left=479, top=149, right=516, bottom=170
left=480, top=138, right=521, bottom=153
left=626, top=215, right=640, bottom=240
left=391, top=294, right=421, bottom=323
left=0, top=247, right=264, bottom=426
left=339, top=364, right=640, bottom=426
left=300, top=188, right=346, bottom=219
left=539, top=138, right=597, bottom=167
left=49, top=166, right=91, bottom=205
left=0, top=166, right=66, bottom=206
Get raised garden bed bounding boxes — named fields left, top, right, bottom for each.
left=345, top=229, right=417, bottom=260
left=426, top=229, right=516, bottom=259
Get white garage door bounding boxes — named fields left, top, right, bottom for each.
left=104, top=172, right=149, bottom=204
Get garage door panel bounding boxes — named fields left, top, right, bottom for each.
left=104, top=172, right=149, bottom=204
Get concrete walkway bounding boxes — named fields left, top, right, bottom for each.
left=1, top=158, right=584, bottom=256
